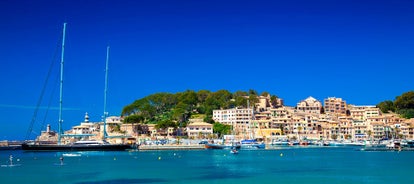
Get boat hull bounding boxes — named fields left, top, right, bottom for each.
left=240, top=139, right=266, bottom=149
left=240, top=143, right=266, bottom=149
left=0, top=145, right=22, bottom=150
left=204, top=143, right=241, bottom=149
left=21, top=143, right=133, bottom=151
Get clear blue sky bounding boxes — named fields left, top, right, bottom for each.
left=0, top=0, right=413, bottom=140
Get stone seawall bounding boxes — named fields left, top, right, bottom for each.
left=139, top=144, right=205, bottom=150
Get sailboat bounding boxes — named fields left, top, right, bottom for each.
left=204, top=135, right=241, bottom=149
left=240, top=100, right=266, bottom=149
left=205, top=108, right=240, bottom=150
left=22, top=23, right=132, bottom=151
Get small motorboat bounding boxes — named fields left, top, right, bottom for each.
left=230, top=149, right=238, bottom=154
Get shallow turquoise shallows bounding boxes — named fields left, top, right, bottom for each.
left=1, top=147, right=413, bottom=184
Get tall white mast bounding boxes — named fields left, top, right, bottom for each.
left=103, top=46, right=110, bottom=139
left=247, top=99, right=254, bottom=139
left=58, top=23, right=67, bottom=145
left=248, top=99, right=250, bottom=139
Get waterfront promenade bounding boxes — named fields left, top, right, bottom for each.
left=138, top=144, right=204, bottom=150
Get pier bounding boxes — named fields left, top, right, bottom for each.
left=138, top=144, right=204, bottom=150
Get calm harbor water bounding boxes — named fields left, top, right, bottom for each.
left=1, top=147, right=413, bottom=184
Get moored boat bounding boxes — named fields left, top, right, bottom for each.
left=359, top=139, right=414, bottom=151
left=22, top=140, right=132, bottom=151
left=0, top=141, right=22, bottom=150
left=271, top=139, right=290, bottom=146
left=205, top=143, right=241, bottom=149
left=22, top=24, right=132, bottom=151
left=230, top=149, right=239, bottom=154
left=240, top=139, right=265, bottom=149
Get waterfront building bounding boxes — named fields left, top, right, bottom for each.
left=213, top=107, right=254, bottom=136
left=324, top=97, right=347, bottom=115
left=352, top=119, right=368, bottom=140
left=70, top=113, right=97, bottom=135
left=71, top=124, right=92, bottom=135
left=60, top=112, right=103, bottom=142
left=121, top=123, right=151, bottom=137
left=369, top=122, right=386, bottom=140
left=296, top=96, right=322, bottom=114
left=121, top=123, right=137, bottom=136
left=97, top=115, right=122, bottom=136
left=37, top=124, right=58, bottom=142
left=337, top=116, right=354, bottom=140
left=397, top=122, right=410, bottom=139
left=211, top=99, right=410, bottom=142
left=256, top=123, right=273, bottom=139
left=147, top=124, right=157, bottom=137
left=288, top=112, right=321, bottom=139
left=318, top=120, right=331, bottom=140
left=187, top=122, right=213, bottom=138
left=405, top=118, right=414, bottom=139
left=186, top=119, right=213, bottom=139
left=328, top=121, right=340, bottom=140
left=258, top=128, right=283, bottom=142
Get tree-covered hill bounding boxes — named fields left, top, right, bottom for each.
left=121, top=89, right=414, bottom=128
left=121, top=89, right=278, bottom=125
left=377, top=91, right=414, bottom=118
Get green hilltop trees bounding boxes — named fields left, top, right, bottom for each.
left=377, top=91, right=414, bottom=119
left=121, top=89, right=271, bottom=123
left=121, top=89, right=277, bottom=136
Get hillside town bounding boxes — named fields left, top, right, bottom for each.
left=212, top=96, right=414, bottom=143
left=36, top=95, right=414, bottom=145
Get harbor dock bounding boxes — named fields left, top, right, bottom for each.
left=138, top=144, right=205, bottom=150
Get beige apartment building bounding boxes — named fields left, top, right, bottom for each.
left=349, top=105, right=380, bottom=120
left=297, top=96, right=322, bottom=114
left=352, top=119, right=368, bottom=140
left=369, top=122, right=386, bottom=140
left=324, top=97, right=347, bottom=115
left=255, top=95, right=284, bottom=111
left=213, top=107, right=254, bottom=136
left=404, top=118, right=414, bottom=139
left=186, top=119, right=213, bottom=139
left=269, top=106, right=295, bottom=128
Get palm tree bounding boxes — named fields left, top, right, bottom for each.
left=367, top=130, right=372, bottom=141
left=394, top=127, right=403, bottom=139
left=297, top=126, right=303, bottom=140
left=331, top=134, right=338, bottom=140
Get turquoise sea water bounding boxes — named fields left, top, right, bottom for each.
left=1, top=147, right=413, bottom=184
